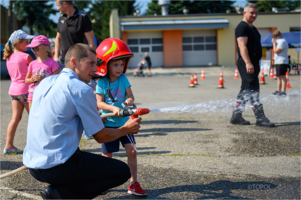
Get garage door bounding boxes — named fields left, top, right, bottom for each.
left=182, top=30, right=217, bottom=66
left=127, top=31, right=164, bottom=68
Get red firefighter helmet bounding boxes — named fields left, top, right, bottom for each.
left=95, top=38, right=133, bottom=76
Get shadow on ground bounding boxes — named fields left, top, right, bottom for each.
left=107, top=181, right=277, bottom=199
left=275, top=121, right=301, bottom=126
left=141, top=120, right=198, bottom=125
left=139, top=128, right=212, bottom=133
left=0, top=161, right=23, bottom=170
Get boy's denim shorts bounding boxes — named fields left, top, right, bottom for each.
left=101, top=126, right=136, bottom=153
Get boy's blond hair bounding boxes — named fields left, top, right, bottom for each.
left=272, top=30, right=282, bottom=38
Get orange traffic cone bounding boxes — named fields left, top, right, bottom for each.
left=269, top=68, right=274, bottom=78
left=218, top=76, right=224, bottom=88
left=194, top=73, right=198, bottom=85
left=234, top=68, right=239, bottom=79
left=273, top=68, right=277, bottom=79
left=260, top=71, right=266, bottom=84
left=189, top=75, right=195, bottom=87
left=220, top=71, right=225, bottom=83
left=200, top=69, right=205, bottom=79
left=286, top=72, right=292, bottom=89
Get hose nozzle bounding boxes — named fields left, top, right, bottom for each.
left=135, top=108, right=150, bottom=115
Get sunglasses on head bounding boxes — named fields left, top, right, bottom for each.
left=31, top=46, right=43, bottom=52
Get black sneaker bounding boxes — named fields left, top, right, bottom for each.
left=272, top=91, right=279, bottom=95
left=278, top=92, right=286, bottom=96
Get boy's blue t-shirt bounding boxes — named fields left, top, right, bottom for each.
left=96, top=74, right=131, bottom=127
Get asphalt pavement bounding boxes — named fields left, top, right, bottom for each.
left=0, top=66, right=300, bottom=199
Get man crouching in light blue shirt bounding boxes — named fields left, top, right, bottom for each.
left=23, top=43, right=141, bottom=199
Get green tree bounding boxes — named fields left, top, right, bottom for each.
left=13, top=0, right=56, bottom=36
left=188, top=1, right=235, bottom=14
left=8, top=0, right=14, bottom=35
left=145, top=0, right=235, bottom=15
left=285, top=0, right=301, bottom=11
left=145, top=0, right=161, bottom=15
left=249, top=0, right=300, bottom=12
left=88, top=1, right=136, bottom=41
left=74, top=1, right=90, bottom=12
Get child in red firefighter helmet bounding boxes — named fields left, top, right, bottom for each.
left=95, top=38, right=147, bottom=196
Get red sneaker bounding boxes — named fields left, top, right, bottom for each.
left=128, top=182, right=147, bottom=196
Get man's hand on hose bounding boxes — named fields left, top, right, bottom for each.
left=246, top=62, right=254, bottom=74
left=123, top=117, right=141, bottom=135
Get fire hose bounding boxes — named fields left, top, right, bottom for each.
left=0, top=103, right=149, bottom=179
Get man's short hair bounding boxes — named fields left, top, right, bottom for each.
left=58, top=0, right=73, bottom=5
left=65, top=44, right=96, bottom=66
left=272, top=30, right=282, bottom=38
left=244, top=3, right=257, bottom=12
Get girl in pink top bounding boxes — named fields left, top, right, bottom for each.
left=25, top=35, right=60, bottom=109
left=3, top=30, right=34, bottom=155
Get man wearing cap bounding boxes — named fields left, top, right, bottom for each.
left=54, top=0, right=95, bottom=71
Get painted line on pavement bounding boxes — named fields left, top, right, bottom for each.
left=0, top=186, right=42, bottom=199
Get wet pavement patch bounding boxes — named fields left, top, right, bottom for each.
left=227, top=124, right=300, bottom=156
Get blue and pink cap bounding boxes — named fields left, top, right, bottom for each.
left=8, top=30, right=34, bottom=44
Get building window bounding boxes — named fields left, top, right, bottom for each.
left=141, top=47, right=150, bottom=52
left=194, top=44, right=204, bottom=51
left=183, top=45, right=192, bottom=51
left=183, top=36, right=216, bottom=51
left=194, top=37, right=204, bottom=43
left=140, top=38, right=151, bottom=44
left=290, top=27, right=301, bottom=32
left=152, top=38, right=163, bottom=44
left=152, top=46, right=163, bottom=52
left=205, top=36, right=216, bottom=42
left=183, top=37, right=192, bottom=43
left=128, top=37, right=163, bottom=52
left=128, top=39, right=138, bottom=45
left=129, top=46, right=139, bottom=52
left=206, top=44, right=216, bottom=50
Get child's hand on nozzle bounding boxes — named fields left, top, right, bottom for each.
left=112, top=106, right=121, bottom=117
left=125, top=98, right=134, bottom=106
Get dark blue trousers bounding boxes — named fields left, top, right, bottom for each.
left=29, top=149, right=131, bottom=199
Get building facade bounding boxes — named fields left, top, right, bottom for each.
left=109, top=9, right=300, bottom=68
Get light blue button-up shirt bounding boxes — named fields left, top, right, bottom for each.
left=23, top=68, right=104, bottom=169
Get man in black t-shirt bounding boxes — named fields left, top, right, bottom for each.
left=230, top=3, right=275, bottom=127
left=54, top=0, right=96, bottom=71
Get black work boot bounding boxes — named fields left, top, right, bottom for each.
left=253, top=105, right=275, bottom=127
left=230, top=105, right=250, bottom=125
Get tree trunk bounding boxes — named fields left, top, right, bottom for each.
left=30, top=26, right=33, bottom=35
left=8, top=0, right=13, bottom=35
